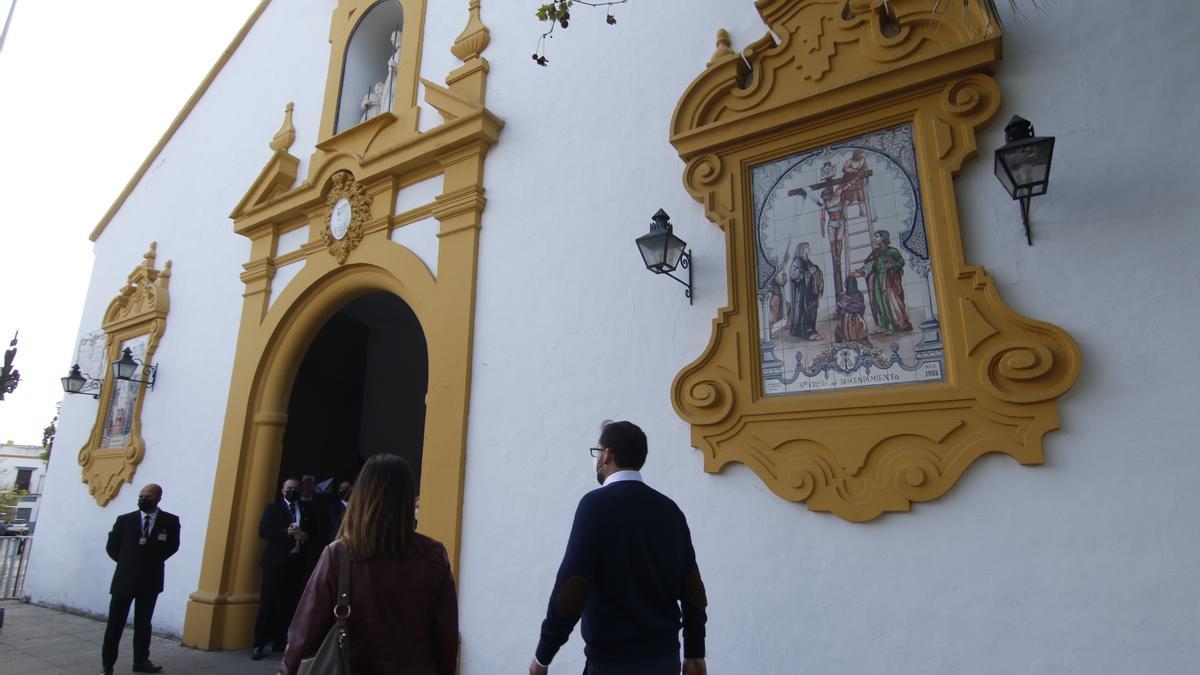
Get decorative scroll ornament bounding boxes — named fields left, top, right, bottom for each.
left=669, top=0, right=1081, bottom=522
left=80, top=242, right=172, bottom=506
left=321, top=171, right=372, bottom=264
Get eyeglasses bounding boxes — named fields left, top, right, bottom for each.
left=589, top=447, right=605, bottom=457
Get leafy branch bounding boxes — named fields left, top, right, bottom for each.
left=532, top=0, right=626, bottom=66
left=532, top=0, right=1045, bottom=67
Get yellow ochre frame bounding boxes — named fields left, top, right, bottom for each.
left=78, top=243, right=172, bottom=507
left=184, top=0, right=500, bottom=649
left=669, top=0, right=1081, bottom=522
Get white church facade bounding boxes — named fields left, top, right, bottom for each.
left=25, top=1, right=1200, bottom=672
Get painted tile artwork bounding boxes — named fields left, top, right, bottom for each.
left=101, top=335, right=148, bottom=448
left=753, top=124, right=945, bottom=395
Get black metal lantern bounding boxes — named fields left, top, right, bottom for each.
left=111, top=347, right=158, bottom=389
left=636, top=209, right=693, bottom=304
left=994, top=115, right=1055, bottom=245
left=61, top=364, right=101, bottom=399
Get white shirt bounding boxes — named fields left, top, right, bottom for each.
left=601, top=470, right=643, bottom=487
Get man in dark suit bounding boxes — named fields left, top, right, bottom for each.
left=530, top=421, right=708, bottom=675
left=101, top=483, right=181, bottom=675
left=328, top=479, right=352, bottom=535
left=251, top=477, right=311, bottom=660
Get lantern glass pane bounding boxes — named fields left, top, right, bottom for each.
left=994, top=154, right=1016, bottom=198
left=637, top=231, right=668, bottom=271
left=664, top=233, right=686, bottom=271
left=997, top=137, right=1053, bottom=194
left=113, top=359, right=137, bottom=381
left=62, top=375, right=83, bottom=393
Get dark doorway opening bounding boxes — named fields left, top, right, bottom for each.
left=277, top=291, right=428, bottom=550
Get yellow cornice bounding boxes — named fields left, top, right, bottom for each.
left=232, top=109, right=502, bottom=237
left=89, top=0, right=275, bottom=242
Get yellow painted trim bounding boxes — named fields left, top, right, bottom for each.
left=183, top=0, right=500, bottom=649
left=78, top=243, right=172, bottom=506
left=669, top=0, right=1081, bottom=522
left=89, top=0, right=275, bottom=242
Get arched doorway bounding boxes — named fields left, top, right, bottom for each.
left=277, top=291, right=428, bottom=544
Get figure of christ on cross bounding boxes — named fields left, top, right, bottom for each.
left=787, top=183, right=849, bottom=297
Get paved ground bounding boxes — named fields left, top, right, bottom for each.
left=0, top=600, right=283, bottom=675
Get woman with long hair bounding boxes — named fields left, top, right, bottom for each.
left=281, top=454, right=458, bottom=675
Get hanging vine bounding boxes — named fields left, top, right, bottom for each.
left=532, top=0, right=627, bottom=66
left=531, top=0, right=1043, bottom=67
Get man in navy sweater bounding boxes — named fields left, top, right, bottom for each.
left=531, top=420, right=708, bottom=675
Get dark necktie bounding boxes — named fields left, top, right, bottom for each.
left=143, top=515, right=151, bottom=543
left=288, top=503, right=299, bottom=553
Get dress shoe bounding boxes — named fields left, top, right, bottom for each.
left=250, top=645, right=265, bottom=660
left=132, top=660, right=163, bottom=673
left=100, top=669, right=114, bottom=675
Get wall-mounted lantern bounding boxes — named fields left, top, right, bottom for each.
left=111, top=347, right=158, bottom=390
left=994, top=115, right=1055, bottom=245
left=636, top=209, right=693, bottom=305
left=61, top=364, right=101, bottom=399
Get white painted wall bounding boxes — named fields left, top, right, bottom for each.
left=24, top=2, right=1200, bottom=673
left=459, top=2, right=1200, bottom=674
left=24, top=0, right=336, bottom=634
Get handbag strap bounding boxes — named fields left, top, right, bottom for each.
left=333, top=543, right=351, bottom=622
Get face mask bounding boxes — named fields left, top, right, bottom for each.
left=138, top=497, right=157, bottom=513
left=284, top=489, right=299, bottom=502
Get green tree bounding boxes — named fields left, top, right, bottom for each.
left=41, top=401, right=60, bottom=461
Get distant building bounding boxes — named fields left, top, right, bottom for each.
left=0, top=441, right=47, bottom=531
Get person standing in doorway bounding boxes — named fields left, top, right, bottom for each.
left=251, top=477, right=311, bottom=660
left=530, top=420, right=708, bottom=675
left=328, top=480, right=352, bottom=535
left=101, top=483, right=180, bottom=675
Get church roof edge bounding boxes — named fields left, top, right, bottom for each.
left=89, top=0, right=275, bottom=242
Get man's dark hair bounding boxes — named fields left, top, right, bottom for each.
left=599, top=420, right=648, bottom=470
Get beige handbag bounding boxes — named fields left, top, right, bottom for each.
left=297, top=545, right=352, bottom=675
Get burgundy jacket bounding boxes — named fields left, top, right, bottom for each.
left=280, top=535, right=458, bottom=675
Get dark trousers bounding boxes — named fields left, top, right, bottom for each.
left=254, top=556, right=304, bottom=648
left=585, top=654, right=682, bottom=675
left=102, top=590, right=158, bottom=668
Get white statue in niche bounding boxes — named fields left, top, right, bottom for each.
left=381, top=28, right=401, bottom=114
left=360, top=81, right=384, bottom=123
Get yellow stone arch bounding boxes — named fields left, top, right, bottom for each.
left=183, top=0, right=499, bottom=649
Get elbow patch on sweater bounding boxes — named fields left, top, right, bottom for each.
left=556, top=575, right=589, bottom=618
left=686, top=568, right=708, bottom=608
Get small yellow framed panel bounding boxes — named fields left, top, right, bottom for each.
left=670, top=0, right=1080, bottom=522
left=78, top=243, right=172, bottom=506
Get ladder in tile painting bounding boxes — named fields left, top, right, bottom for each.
left=805, top=162, right=878, bottom=294
left=838, top=167, right=878, bottom=271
